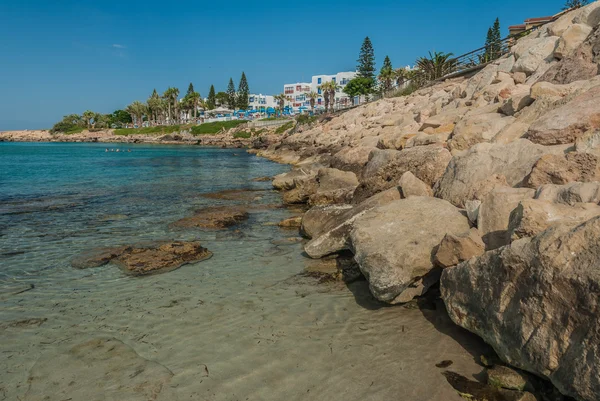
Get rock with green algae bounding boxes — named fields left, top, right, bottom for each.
left=487, top=365, right=529, bottom=391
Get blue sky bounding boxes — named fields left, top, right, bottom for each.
left=0, top=0, right=562, bottom=130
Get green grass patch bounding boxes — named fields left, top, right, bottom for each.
left=274, top=121, right=295, bottom=134
left=259, top=117, right=288, bottom=121
left=190, top=120, right=247, bottom=135
left=114, top=125, right=186, bottom=136
left=233, top=131, right=252, bottom=139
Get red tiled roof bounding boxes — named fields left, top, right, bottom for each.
left=524, top=16, right=554, bottom=23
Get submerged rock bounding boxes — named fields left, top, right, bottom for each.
left=24, top=337, right=176, bottom=401
left=441, top=217, right=600, bottom=401
left=201, top=188, right=267, bottom=202
left=170, top=206, right=249, bottom=229
left=278, top=216, right=303, bottom=228
left=71, top=241, right=212, bottom=276
left=113, top=241, right=212, bottom=276
left=487, top=365, right=529, bottom=391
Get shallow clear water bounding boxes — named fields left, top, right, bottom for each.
left=0, top=142, right=486, bottom=401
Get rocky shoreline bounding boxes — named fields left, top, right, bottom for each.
left=0, top=126, right=281, bottom=148
left=252, top=4, right=600, bottom=401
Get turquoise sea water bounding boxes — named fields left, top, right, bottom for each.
left=0, top=142, right=485, bottom=401
left=0, top=142, right=291, bottom=281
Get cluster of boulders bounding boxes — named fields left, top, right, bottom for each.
left=261, top=3, right=600, bottom=400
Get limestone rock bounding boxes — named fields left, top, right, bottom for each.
left=350, top=197, right=470, bottom=303
left=540, top=24, right=600, bottom=85
left=398, top=171, right=433, bottom=197
left=170, top=206, right=249, bottom=229
left=434, top=228, right=485, bottom=268
left=575, top=129, right=600, bottom=157
left=478, top=187, right=535, bottom=250
left=465, top=200, right=482, bottom=226
left=535, top=181, right=600, bottom=205
left=434, top=140, right=549, bottom=208
left=524, top=152, right=600, bottom=188
left=304, top=187, right=402, bottom=258
left=512, top=36, right=559, bottom=75
left=486, top=365, right=528, bottom=391
left=353, top=146, right=451, bottom=202
left=278, top=216, right=303, bottom=228
left=273, top=166, right=319, bottom=190
left=554, top=23, right=593, bottom=60
left=492, top=122, right=530, bottom=145
left=377, top=132, right=417, bottom=150
left=308, top=168, right=359, bottom=206
left=24, top=337, right=176, bottom=401
left=508, top=198, right=600, bottom=241
left=330, top=146, right=376, bottom=175
left=441, top=217, right=600, bottom=401
left=448, top=113, right=515, bottom=152
left=526, top=86, right=600, bottom=145
left=499, top=86, right=534, bottom=116
left=300, top=205, right=353, bottom=239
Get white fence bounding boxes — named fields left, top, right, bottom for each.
left=248, top=119, right=292, bottom=128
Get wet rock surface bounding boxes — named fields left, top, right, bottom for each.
left=170, top=206, right=249, bottom=229
left=71, top=241, right=212, bottom=276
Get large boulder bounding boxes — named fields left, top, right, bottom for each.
left=554, top=23, right=593, bottom=60
left=512, top=36, right=559, bottom=75
left=575, top=129, right=600, bottom=157
left=448, top=113, right=516, bottom=152
left=350, top=197, right=470, bottom=304
left=478, top=187, right=535, bottom=250
left=300, top=205, right=353, bottom=239
left=441, top=217, right=600, bottom=401
left=273, top=166, right=319, bottom=190
left=525, top=86, right=600, bottom=145
left=354, top=146, right=451, bottom=202
left=308, top=168, right=359, bottom=206
left=535, top=181, right=600, bottom=205
left=524, top=152, right=600, bottom=188
left=540, top=24, right=600, bottom=85
left=303, top=187, right=402, bottom=258
left=434, top=140, right=550, bottom=208
left=508, top=198, right=600, bottom=241
left=330, top=146, right=376, bottom=175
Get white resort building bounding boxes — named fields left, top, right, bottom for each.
left=311, top=71, right=357, bottom=109
left=248, top=94, right=277, bottom=112
left=282, top=82, right=312, bottom=110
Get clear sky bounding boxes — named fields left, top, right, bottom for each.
left=0, top=0, right=563, bottom=130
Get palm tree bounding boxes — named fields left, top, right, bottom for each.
left=319, top=81, right=338, bottom=113
left=306, top=92, right=318, bottom=113
left=162, top=87, right=179, bottom=124
left=273, top=94, right=286, bottom=116
left=378, top=68, right=395, bottom=94
left=185, top=91, right=201, bottom=122
left=147, top=89, right=162, bottom=125
left=126, top=101, right=147, bottom=128
left=415, top=52, right=458, bottom=82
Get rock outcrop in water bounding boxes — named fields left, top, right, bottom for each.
left=259, top=3, right=600, bottom=399
left=71, top=241, right=212, bottom=276
left=170, top=205, right=249, bottom=229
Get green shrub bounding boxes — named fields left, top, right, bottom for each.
left=296, top=115, right=318, bottom=125
left=233, top=131, right=251, bottom=139
left=275, top=121, right=295, bottom=134
left=260, top=117, right=287, bottom=121
left=113, top=125, right=185, bottom=136
left=190, top=120, right=247, bottom=135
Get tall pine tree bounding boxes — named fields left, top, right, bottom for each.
left=186, top=83, right=194, bottom=96
left=357, top=37, right=376, bottom=81
left=378, top=55, right=394, bottom=93
left=482, top=27, right=494, bottom=63
left=237, top=72, right=249, bottom=109
left=491, top=18, right=502, bottom=59
left=226, top=78, right=236, bottom=110
left=207, top=85, right=216, bottom=110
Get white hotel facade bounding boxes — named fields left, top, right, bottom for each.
left=283, top=71, right=357, bottom=112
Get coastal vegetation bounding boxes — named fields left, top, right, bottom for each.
left=274, top=121, right=294, bottom=134
left=190, top=120, right=247, bottom=135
